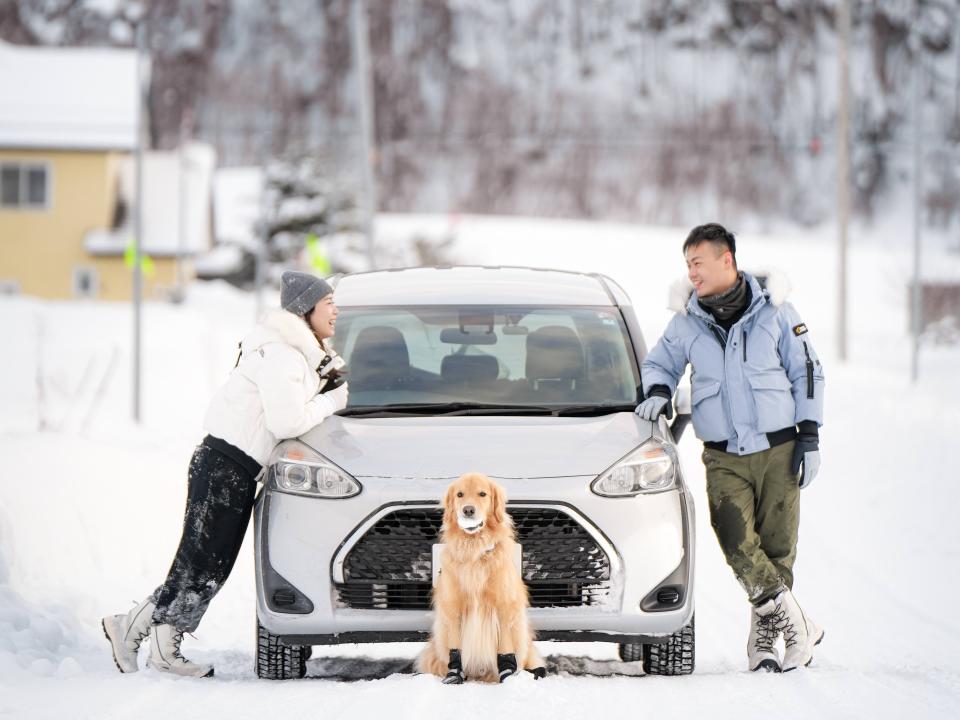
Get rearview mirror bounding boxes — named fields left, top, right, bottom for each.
left=439, top=328, right=497, bottom=345
left=502, top=325, right=528, bottom=335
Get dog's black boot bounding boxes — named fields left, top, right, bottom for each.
left=528, top=666, right=547, bottom=680
left=442, top=649, right=465, bottom=684
left=497, top=653, right=518, bottom=682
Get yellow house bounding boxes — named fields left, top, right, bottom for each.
left=0, top=41, right=213, bottom=301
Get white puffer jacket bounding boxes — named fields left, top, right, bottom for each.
left=203, top=309, right=345, bottom=466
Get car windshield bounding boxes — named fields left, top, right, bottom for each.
left=331, top=305, right=640, bottom=414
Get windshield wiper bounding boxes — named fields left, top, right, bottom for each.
left=553, top=403, right=638, bottom=416
left=338, top=402, right=555, bottom=418
left=338, top=402, right=638, bottom=418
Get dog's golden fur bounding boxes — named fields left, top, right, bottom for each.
left=417, top=472, right=544, bottom=683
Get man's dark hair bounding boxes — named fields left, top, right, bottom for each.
left=683, top=223, right=737, bottom=266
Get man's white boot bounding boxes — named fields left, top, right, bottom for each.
left=146, top=624, right=214, bottom=678
left=806, top=613, right=825, bottom=648
left=776, top=589, right=813, bottom=671
left=101, top=596, right=155, bottom=673
left=747, top=597, right=782, bottom=672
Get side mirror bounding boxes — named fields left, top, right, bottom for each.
left=669, top=384, right=692, bottom=441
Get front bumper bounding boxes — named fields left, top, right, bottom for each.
left=255, top=474, right=695, bottom=645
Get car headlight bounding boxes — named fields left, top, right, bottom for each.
left=591, top=438, right=677, bottom=497
left=267, top=440, right=362, bottom=499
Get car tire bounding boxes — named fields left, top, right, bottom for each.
left=618, top=615, right=695, bottom=675
left=256, top=618, right=308, bottom=680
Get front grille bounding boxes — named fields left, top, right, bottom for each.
left=335, top=507, right=612, bottom=610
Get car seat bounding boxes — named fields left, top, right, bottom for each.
left=349, top=326, right=412, bottom=391
left=525, top=326, right=585, bottom=402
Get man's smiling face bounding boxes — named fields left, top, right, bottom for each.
left=685, top=241, right=738, bottom=298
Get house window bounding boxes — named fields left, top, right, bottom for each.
left=73, top=267, right=99, bottom=298
left=0, top=166, right=18, bottom=205
left=0, top=163, right=50, bottom=209
left=0, top=279, right=20, bottom=295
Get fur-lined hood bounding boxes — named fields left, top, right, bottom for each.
left=668, top=269, right=792, bottom=316
left=241, top=309, right=327, bottom=369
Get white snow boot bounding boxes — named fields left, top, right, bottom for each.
left=804, top=612, right=825, bottom=667
left=146, top=624, right=214, bottom=678
left=747, top=597, right=782, bottom=672
left=806, top=613, right=825, bottom=648
left=775, top=589, right=813, bottom=671
left=102, top=596, right=155, bottom=673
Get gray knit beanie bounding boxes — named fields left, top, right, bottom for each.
left=280, top=270, right=333, bottom=316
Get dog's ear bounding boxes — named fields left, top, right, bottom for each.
left=490, top=481, right=507, bottom=527
left=442, top=483, right=458, bottom=528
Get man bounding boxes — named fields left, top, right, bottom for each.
left=637, top=223, right=825, bottom=673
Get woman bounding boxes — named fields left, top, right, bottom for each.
left=102, top=271, right=348, bottom=677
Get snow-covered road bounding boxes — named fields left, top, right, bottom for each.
left=2, top=216, right=958, bottom=719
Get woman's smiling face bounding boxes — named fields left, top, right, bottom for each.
left=307, top=294, right=338, bottom=340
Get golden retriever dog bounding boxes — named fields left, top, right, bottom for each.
left=417, top=472, right=546, bottom=683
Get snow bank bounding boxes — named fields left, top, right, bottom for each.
left=0, top=506, right=89, bottom=681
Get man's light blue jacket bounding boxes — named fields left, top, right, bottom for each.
left=641, top=271, right=824, bottom=455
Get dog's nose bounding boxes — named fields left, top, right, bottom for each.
left=462, top=505, right=475, bottom=518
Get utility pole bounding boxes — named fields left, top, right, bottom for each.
left=955, top=12, right=960, bottom=253
left=177, top=142, right=186, bottom=301
left=176, top=108, right=193, bottom=303
left=911, top=23, right=924, bottom=383
left=836, top=0, right=850, bottom=363
left=255, top=160, right=270, bottom=320
left=255, top=16, right=277, bottom=320
left=132, top=20, right=146, bottom=423
left=351, top=0, right=378, bottom=270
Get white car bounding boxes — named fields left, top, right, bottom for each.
left=254, top=267, right=695, bottom=679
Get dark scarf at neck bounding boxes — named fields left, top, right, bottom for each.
left=697, top=272, right=750, bottom=323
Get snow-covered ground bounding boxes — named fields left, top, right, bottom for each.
left=2, top=215, right=959, bottom=719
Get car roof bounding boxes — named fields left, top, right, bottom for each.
left=333, top=266, right=621, bottom=306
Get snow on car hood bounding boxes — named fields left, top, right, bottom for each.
left=298, top=413, right=653, bottom=479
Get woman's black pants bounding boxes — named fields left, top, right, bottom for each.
left=151, top=437, right=260, bottom=633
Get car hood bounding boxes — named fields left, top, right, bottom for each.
left=298, top=413, right=653, bottom=479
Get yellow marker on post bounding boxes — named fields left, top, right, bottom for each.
left=306, top=234, right=332, bottom=275
left=125, top=238, right=155, bottom=277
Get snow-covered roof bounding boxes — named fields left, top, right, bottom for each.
left=0, top=40, right=142, bottom=151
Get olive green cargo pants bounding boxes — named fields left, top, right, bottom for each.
left=702, top=440, right=800, bottom=605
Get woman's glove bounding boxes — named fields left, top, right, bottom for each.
left=325, top=382, right=349, bottom=412
left=317, top=353, right=347, bottom=393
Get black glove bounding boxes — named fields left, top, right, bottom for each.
left=316, top=354, right=348, bottom=393
left=442, top=648, right=464, bottom=684
left=791, top=421, right=821, bottom=490
left=497, top=652, right=518, bottom=682
left=318, top=368, right=347, bottom=393
left=528, top=666, right=547, bottom=679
